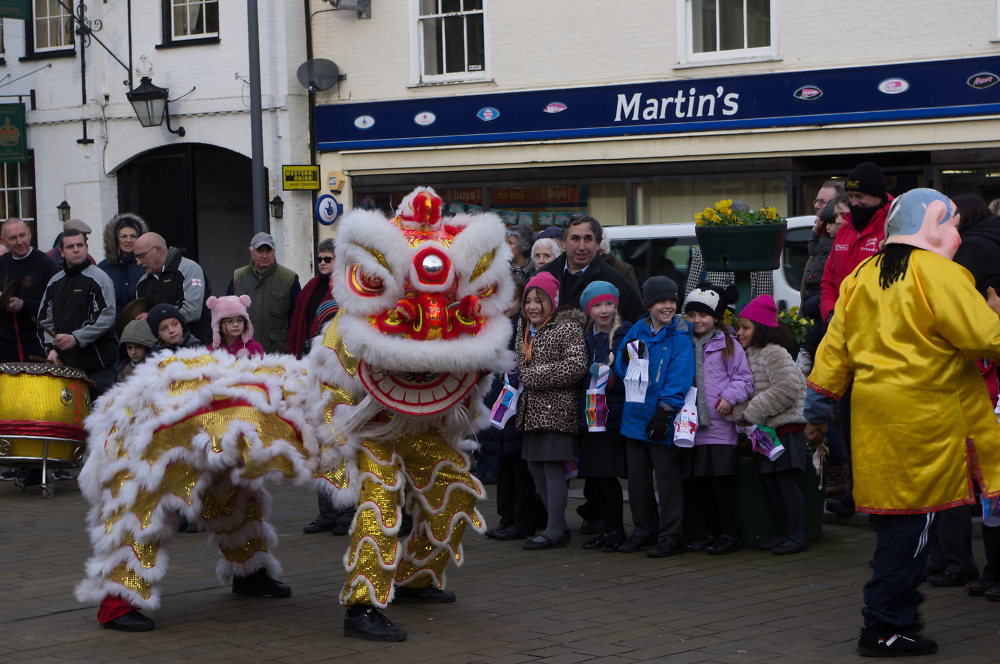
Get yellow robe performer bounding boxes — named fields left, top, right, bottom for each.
left=804, top=188, right=1000, bottom=657
left=808, top=250, right=1000, bottom=514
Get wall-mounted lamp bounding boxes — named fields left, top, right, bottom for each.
left=126, top=76, right=186, bottom=137
left=57, top=200, right=71, bottom=222
left=269, top=195, right=284, bottom=219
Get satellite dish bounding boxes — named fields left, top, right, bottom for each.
left=297, top=59, right=340, bottom=92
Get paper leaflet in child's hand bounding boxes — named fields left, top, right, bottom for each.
left=736, top=423, right=785, bottom=461
left=490, top=371, right=523, bottom=429
left=624, top=340, right=650, bottom=403
left=585, top=363, right=611, bottom=432
left=672, top=386, right=699, bottom=448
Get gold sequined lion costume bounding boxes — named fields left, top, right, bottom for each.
left=75, top=187, right=514, bottom=639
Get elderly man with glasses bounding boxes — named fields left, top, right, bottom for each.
left=132, top=232, right=212, bottom=344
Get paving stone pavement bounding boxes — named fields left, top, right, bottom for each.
left=2, top=477, right=999, bottom=663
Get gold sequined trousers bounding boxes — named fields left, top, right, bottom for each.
left=341, top=431, right=486, bottom=607
left=200, top=473, right=279, bottom=579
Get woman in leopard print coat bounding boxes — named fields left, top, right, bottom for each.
left=514, top=272, right=588, bottom=549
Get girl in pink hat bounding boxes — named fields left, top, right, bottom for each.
left=206, top=295, right=265, bottom=359
left=731, top=294, right=810, bottom=555
left=515, top=272, right=588, bottom=550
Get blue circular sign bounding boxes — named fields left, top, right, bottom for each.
left=315, top=194, right=341, bottom=226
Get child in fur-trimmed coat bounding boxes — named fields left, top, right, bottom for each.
left=206, top=295, right=265, bottom=359
left=515, top=272, right=588, bottom=551
left=731, top=295, right=810, bottom=555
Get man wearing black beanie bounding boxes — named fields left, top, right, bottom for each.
left=819, top=162, right=893, bottom=518
left=820, top=162, right=892, bottom=322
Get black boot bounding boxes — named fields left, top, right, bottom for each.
left=856, top=626, right=937, bottom=656
left=232, top=568, right=292, bottom=597
left=344, top=605, right=407, bottom=641
left=101, top=610, right=155, bottom=632
left=393, top=584, right=456, bottom=604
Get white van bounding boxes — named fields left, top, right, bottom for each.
left=604, top=215, right=816, bottom=311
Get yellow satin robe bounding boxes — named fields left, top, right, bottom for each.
left=808, top=250, right=1000, bottom=514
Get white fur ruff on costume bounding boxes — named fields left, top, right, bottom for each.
left=75, top=348, right=322, bottom=610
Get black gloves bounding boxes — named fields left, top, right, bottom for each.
left=622, top=340, right=646, bottom=365
left=645, top=407, right=673, bottom=441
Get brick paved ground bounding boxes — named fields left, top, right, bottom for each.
left=2, top=478, right=999, bottom=664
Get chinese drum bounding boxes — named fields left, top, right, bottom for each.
left=0, top=363, right=91, bottom=469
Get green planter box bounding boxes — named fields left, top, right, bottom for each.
left=682, top=455, right=825, bottom=546
left=695, top=223, right=787, bottom=272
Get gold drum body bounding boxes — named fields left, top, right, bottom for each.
left=0, top=363, right=91, bottom=468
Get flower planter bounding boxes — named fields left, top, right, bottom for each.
left=695, top=223, right=787, bottom=273
left=682, top=455, right=825, bottom=546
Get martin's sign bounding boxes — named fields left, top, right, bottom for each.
left=316, top=56, right=1000, bottom=152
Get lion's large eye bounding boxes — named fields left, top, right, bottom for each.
left=347, top=264, right=385, bottom=297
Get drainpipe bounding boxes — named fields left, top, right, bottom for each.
left=304, top=0, right=318, bottom=272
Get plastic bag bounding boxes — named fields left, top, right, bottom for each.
left=489, top=372, right=523, bottom=429
left=672, top=387, right=699, bottom=448
left=585, top=364, right=611, bottom=432
left=736, top=423, right=785, bottom=461
left=623, top=340, right=650, bottom=403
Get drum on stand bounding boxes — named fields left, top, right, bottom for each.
left=0, top=363, right=92, bottom=498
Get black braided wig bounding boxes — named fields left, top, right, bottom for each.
left=875, top=244, right=917, bottom=289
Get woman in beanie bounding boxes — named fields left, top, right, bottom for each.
left=614, top=276, right=695, bottom=556
left=515, top=272, right=588, bottom=550
left=730, top=295, right=810, bottom=554
left=576, top=281, right=632, bottom=552
left=682, top=282, right=753, bottom=555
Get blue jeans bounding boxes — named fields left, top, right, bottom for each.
left=863, top=513, right=936, bottom=630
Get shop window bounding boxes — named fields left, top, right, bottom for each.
left=636, top=179, right=787, bottom=225
left=1, top=19, right=6, bottom=59
left=160, top=0, right=220, bottom=48
left=489, top=184, right=625, bottom=230
left=940, top=170, right=998, bottom=204
left=0, top=155, right=37, bottom=240
left=23, top=0, right=74, bottom=59
left=609, top=237, right=695, bottom=295
left=411, top=0, right=489, bottom=84
left=678, top=0, right=778, bottom=66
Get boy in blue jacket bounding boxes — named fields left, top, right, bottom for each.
left=614, top=276, right=696, bottom=557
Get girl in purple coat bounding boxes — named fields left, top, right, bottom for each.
left=681, top=283, right=753, bottom=555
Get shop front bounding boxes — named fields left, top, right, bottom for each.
left=316, top=55, right=1000, bottom=232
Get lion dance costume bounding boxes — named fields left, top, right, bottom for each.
left=76, top=188, right=514, bottom=640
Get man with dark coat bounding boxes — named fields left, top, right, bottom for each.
left=0, top=218, right=58, bottom=362
left=539, top=214, right=643, bottom=322
left=599, top=236, right=639, bottom=291
left=133, top=232, right=212, bottom=344
left=38, top=229, right=118, bottom=397
left=226, top=233, right=301, bottom=355
left=98, top=213, right=148, bottom=319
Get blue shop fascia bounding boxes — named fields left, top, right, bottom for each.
left=316, top=55, right=1000, bottom=227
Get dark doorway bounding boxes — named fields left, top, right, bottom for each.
left=117, top=144, right=262, bottom=293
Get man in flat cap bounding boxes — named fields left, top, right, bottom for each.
left=227, top=232, right=300, bottom=355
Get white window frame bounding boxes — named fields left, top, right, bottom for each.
left=676, top=0, right=780, bottom=68
left=409, top=0, right=491, bottom=86
left=0, top=157, right=37, bottom=235
left=33, top=0, right=73, bottom=53
left=170, top=0, right=220, bottom=42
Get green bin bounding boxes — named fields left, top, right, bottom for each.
left=695, top=223, right=787, bottom=272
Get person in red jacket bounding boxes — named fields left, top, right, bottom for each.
left=818, top=163, right=893, bottom=517
left=819, top=163, right=893, bottom=321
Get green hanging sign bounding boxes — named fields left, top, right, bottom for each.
left=0, top=104, right=27, bottom=163
left=0, top=0, right=28, bottom=20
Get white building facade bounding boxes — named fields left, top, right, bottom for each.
left=6, top=0, right=313, bottom=290
left=311, top=1, right=1000, bottom=241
